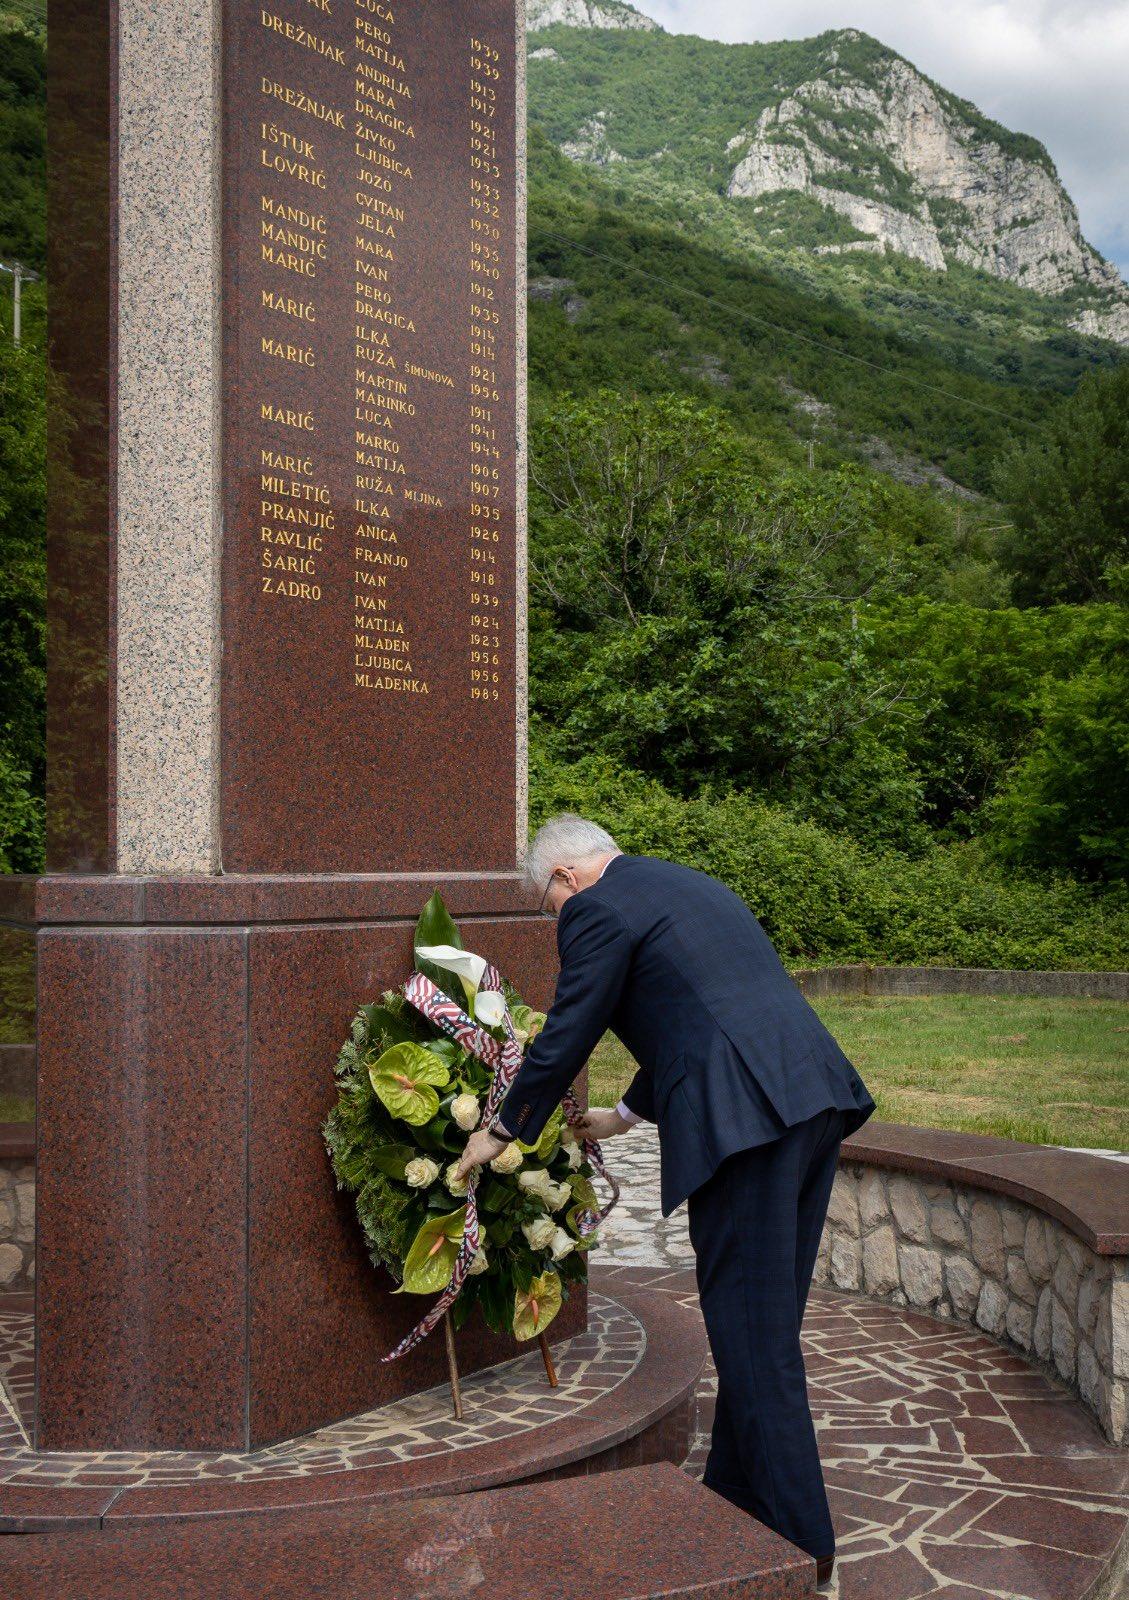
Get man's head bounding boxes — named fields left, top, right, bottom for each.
left=524, top=814, right=621, bottom=916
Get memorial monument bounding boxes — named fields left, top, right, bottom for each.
left=4, top=0, right=574, bottom=1454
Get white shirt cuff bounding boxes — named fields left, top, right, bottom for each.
left=616, top=1099, right=643, bottom=1126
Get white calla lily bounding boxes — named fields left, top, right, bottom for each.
left=474, top=989, right=506, bottom=1027
left=415, top=943, right=488, bottom=996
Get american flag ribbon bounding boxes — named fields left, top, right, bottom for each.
left=381, top=966, right=620, bottom=1361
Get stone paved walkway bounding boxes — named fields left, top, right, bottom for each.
left=598, top=1129, right=1129, bottom=1600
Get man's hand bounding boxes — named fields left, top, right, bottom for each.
left=573, top=1106, right=631, bottom=1143
left=456, top=1128, right=508, bottom=1182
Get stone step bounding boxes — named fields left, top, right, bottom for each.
left=0, top=1462, right=813, bottom=1599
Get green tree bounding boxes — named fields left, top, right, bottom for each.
left=0, top=332, right=45, bottom=871
left=988, top=612, right=1129, bottom=881
left=994, top=366, right=1129, bottom=605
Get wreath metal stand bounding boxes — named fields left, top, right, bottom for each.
left=442, top=1316, right=560, bottom=1420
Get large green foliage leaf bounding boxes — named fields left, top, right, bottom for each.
left=368, top=1041, right=450, bottom=1125
left=401, top=1207, right=467, bottom=1295
left=413, top=892, right=469, bottom=1007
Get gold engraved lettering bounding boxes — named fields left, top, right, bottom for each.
left=261, top=288, right=317, bottom=322
left=260, top=449, right=314, bottom=474
left=260, top=402, right=314, bottom=431
left=260, top=528, right=323, bottom=550
left=404, top=360, right=454, bottom=388
left=260, top=77, right=346, bottom=128
left=262, top=576, right=322, bottom=600
left=259, top=10, right=346, bottom=65
left=261, top=336, right=317, bottom=367
left=354, top=674, right=430, bottom=694
left=261, top=195, right=327, bottom=232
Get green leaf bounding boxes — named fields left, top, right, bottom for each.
left=478, top=1178, right=517, bottom=1214
left=361, top=1002, right=417, bottom=1050
left=513, top=1271, right=562, bottom=1341
left=369, top=1143, right=416, bottom=1179
left=415, top=890, right=463, bottom=953
left=368, top=1041, right=451, bottom=1125
left=517, top=1106, right=564, bottom=1162
left=401, top=1207, right=466, bottom=1294
left=413, top=894, right=471, bottom=1006
left=567, top=1173, right=599, bottom=1211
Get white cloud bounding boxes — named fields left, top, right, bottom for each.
left=642, top=0, right=1129, bottom=272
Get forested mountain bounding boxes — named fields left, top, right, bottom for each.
left=527, top=9, right=1129, bottom=349
left=0, top=8, right=1125, bottom=974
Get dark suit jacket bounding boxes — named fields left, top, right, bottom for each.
left=499, top=853, right=876, bottom=1214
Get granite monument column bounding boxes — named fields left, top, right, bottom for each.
left=1, top=0, right=572, bottom=1454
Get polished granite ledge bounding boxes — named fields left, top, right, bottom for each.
left=843, top=1121, right=1129, bottom=1255
left=0, top=1277, right=705, bottom=1531
left=0, top=871, right=547, bottom=928
left=0, top=1463, right=814, bottom=1600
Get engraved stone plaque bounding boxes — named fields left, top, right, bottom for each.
left=222, top=0, right=519, bottom=871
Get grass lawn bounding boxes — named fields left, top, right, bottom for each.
left=0, top=1093, right=33, bottom=1121
left=587, top=994, right=1129, bottom=1152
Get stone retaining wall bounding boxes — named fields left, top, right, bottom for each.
left=793, top=964, right=1129, bottom=1001
left=814, top=1161, right=1128, bottom=1444
left=0, top=1155, right=34, bottom=1291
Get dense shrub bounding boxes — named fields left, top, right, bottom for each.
left=530, top=751, right=1129, bottom=970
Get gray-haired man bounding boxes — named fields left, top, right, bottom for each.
left=457, top=814, right=875, bottom=1587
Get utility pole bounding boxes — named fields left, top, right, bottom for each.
left=0, top=260, right=40, bottom=345
left=807, top=439, right=815, bottom=470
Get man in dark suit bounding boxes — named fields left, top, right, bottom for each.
left=456, top=815, right=876, bottom=1587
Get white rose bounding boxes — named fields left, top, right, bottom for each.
left=560, top=1125, right=577, bottom=1147
left=518, top=1168, right=553, bottom=1199
left=564, top=1143, right=583, bottom=1171
left=450, top=1093, right=481, bottom=1132
left=549, top=1227, right=575, bottom=1261
left=546, top=1181, right=573, bottom=1212
left=404, top=1157, right=440, bottom=1189
left=468, top=1246, right=489, bottom=1276
left=489, top=1141, right=524, bottom=1175
left=445, top=1161, right=468, bottom=1197
left=522, top=1217, right=556, bottom=1251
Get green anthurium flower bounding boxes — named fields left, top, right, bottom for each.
left=518, top=1105, right=564, bottom=1162
left=513, top=1269, right=562, bottom=1340
left=368, top=1041, right=451, bottom=1125
left=567, top=1172, right=599, bottom=1211
left=511, top=1004, right=547, bottom=1044
left=401, top=1207, right=467, bottom=1294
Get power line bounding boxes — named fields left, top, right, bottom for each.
left=532, top=225, right=1044, bottom=433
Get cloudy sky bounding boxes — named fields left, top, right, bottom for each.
left=642, top=0, right=1129, bottom=275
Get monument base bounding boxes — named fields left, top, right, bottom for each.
left=0, top=1273, right=701, bottom=1532
left=1, top=872, right=565, bottom=1454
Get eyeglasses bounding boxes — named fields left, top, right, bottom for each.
left=537, top=869, right=567, bottom=918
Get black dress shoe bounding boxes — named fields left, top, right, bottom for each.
left=815, top=1554, right=835, bottom=1588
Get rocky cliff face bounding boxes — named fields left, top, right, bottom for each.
left=527, top=0, right=658, bottom=32
left=727, top=41, right=1124, bottom=313
left=531, top=13, right=1129, bottom=344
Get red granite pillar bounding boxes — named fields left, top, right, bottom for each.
left=10, top=0, right=573, bottom=1454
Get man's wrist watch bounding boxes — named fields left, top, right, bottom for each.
left=488, top=1116, right=516, bottom=1143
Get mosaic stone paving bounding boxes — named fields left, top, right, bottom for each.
left=0, top=1292, right=642, bottom=1490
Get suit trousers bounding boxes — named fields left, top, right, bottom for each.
left=686, top=1106, right=845, bottom=1560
